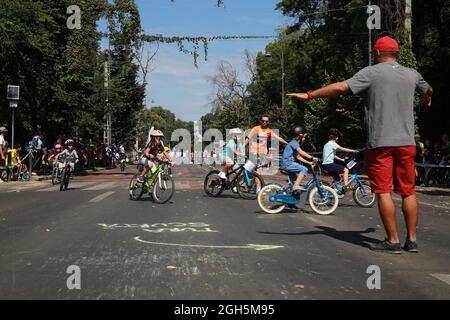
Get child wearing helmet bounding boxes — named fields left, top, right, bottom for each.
left=138, top=130, right=172, bottom=182
left=321, top=128, right=358, bottom=190
left=48, top=144, right=63, bottom=168
left=218, top=128, right=245, bottom=180
left=281, top=125, right=319, bottom=192
left=54, top=139, right=79, bottom=173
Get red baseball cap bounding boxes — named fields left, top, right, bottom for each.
left=373, top=36, right=399, bottom=53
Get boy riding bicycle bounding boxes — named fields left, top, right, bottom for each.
left=54, top=140, right=79, bottom=176
left=321, top=128, right=358, bottom=191
left=218, top=128, right=245, bottom=180
left=281, top=125, right=319, bottom=192
left=138, top=130, right=173, bottom=183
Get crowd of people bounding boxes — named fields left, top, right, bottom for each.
left=0, top=128, right=138, bottom=181
left=415, top=133, right=450, bottom=186
left=415, top=133, right=450, bottom=166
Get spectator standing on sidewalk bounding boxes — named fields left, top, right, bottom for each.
left=288, top=36, right=433, bottom=254
left=0, top=127, right=8, bottom=183
left=421, top=138, right=434, bottom=186
left=0, top=127, right=7, bottom=163
left=441, top=134, right=450, bottom=164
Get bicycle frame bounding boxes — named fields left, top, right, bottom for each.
left=271, top=165, right=328, bottom=205
left=143, top=163, right=167, bottom=190
left=225, top=159, right=263, bottom=189
left=331, top=173, right=368, bottom=196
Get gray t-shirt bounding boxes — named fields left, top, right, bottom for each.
left=345, top=61, right=429, bottom=149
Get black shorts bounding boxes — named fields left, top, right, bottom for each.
left=322, top=163, right=345, bottom=180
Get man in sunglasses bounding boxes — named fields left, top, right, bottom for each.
left=245, top=115, right=288, bottom=174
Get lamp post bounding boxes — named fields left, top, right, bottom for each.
left=7, top=85, right=20, bottom=148
left=265, top=31, right=286, bottom=107
left=264, top=51, right=285, bottom=107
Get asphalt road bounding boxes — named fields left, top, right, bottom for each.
left=0, top=164, right=449, bottom=299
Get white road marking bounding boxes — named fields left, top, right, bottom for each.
left=134, top=237, right=284, bottom=251
left=393, top=196, right=450, bottom=210
left=36, top=186, right=59, bottom=192
left=36, top=182, right=95, bottom=192
left=89, top=191, right=115, bottom=203
left=431, top=274, right=450, bottom=286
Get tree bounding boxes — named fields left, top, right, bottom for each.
left=106, top=0, right=145, bottom=144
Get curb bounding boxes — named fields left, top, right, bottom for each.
left=30, top=167, right=108, bottom=181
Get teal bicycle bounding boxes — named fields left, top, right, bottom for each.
left=129, top=161, right=175, bottom=203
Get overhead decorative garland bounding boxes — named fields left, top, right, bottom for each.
left=141, top=34, right=275, bottom=67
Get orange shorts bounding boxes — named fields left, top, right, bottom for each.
left=365, top=146, right=416, bottom=196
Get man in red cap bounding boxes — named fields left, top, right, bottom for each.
left=288, top=36, right=433, bottom=254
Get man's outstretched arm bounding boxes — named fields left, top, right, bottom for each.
left=420, top=85, right=433, bottom=107
left=287, top=82, right=351, bottom=101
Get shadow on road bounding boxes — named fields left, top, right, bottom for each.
left=259, top=226, right=380, bottom=249
left=202, top=194, right=242, bottom=200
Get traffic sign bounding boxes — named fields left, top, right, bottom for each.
left=7, top=85, right=20, bottom=100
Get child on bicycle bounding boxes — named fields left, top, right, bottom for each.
left=138, top=130, right=173, bottom=183
left=281, top=125, right=319, bottom=192
left=10, top=144, right=24, bottom=178
left=218, top=128, right=245, bottom=180
left=321, top=128, right=358, bottom=190
left=54, top=140, right=79, bottom=175
left=48, top=144, right=63, bottom=167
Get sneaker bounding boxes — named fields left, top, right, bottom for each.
left=370, top=239, right=402, bottom=254
left=218, top=172, right=227, bottom=180
left=137, top=175, right=145, bottom=183
left=402, top=240, right=419, bottom=253
left=293, top=186, right=307, bottom=192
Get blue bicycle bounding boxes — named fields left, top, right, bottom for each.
left=257, top=163, right=339, bottom=215
left=322, top=158, right=376, bottom=208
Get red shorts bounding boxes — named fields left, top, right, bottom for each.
left=365, top=146, right=416, bottom=196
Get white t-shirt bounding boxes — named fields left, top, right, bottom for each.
left=0, top=134, right=5, bottom=147
left=322, top=141, right=341, bottom=165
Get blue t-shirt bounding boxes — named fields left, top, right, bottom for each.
left=281, top=139, right=301, bottom=167
left=223, top=140, right=243, bottom=159
left=322, top=141, right=340, bottom=165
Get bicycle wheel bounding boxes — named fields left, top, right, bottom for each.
left=308, top=185, right=339, bottom=215
left=22, top=168, right=31, bottom=181
left=60, top=169, right=66, bottom=191
left=0, top=170, right=7, bottom=182
left=257, top=183, right=286, bottom=214
left=64, top=169, right=70, bottom=190
left=129, top=174, right=145, bottom=201
left=237, top=171, right=265, bottom=200
left=52, top=168, right=58, bottom=185
left=152, top=173, right=175, bottom=204
left=204, top=170, right=225, bottom=197
left=353, top=183, right=376, bottom=208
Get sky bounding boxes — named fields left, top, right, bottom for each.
left=126, top=0, right=290, bottom=121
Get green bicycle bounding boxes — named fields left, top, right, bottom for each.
left=129, top=161, right=175, bottom=204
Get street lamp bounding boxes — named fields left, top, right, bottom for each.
left=7, top=85, right=20, bottom=148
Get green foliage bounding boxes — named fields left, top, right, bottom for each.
left=204, top=0, right=448, bottom=148
left=134, top=106, right=193, bottom=147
